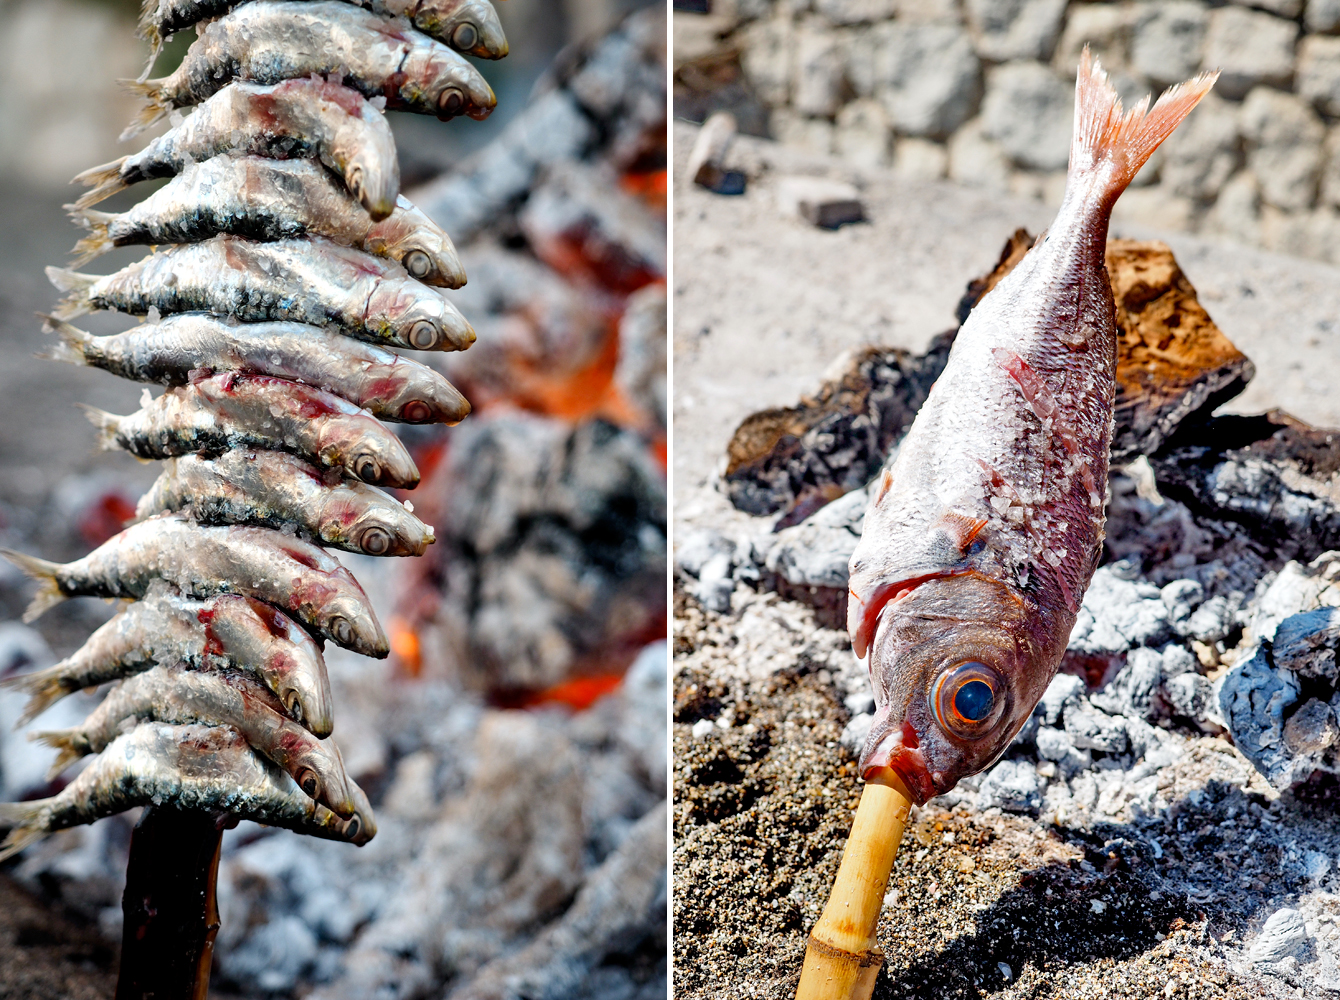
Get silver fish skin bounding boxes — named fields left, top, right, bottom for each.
left=45, top=314, right=471, bottom=423
left=128, top=1, right=496, bottom=131
left=140, top=0, right=508, bottom=60
left=0, top=589, right=332, bottom=733
left=845, top=52, right=1217, bottom=805
left=75, top=78, right=399, bottom=218
left=137, top=452, right=435, bottom=556
left=49, top=236, right=474, bottom=352
left=83, top=372, right=420, bottom=488
left=0, top=723, right=374, bottom=862
left=69, top=157, right=465, bottom=289
left=34, top=664, right=357, bottom=818
left=1, top=514, right=388, bottom=657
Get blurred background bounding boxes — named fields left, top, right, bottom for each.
left=674, top=0, right=1340, bottom=263
left=0, top=1, right=666, bottom=997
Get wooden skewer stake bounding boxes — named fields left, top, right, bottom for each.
left=795, top=767, right=914, bottom=1000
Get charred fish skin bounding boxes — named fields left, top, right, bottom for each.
left=846, top=52, right=1217, bottom=805
left=130, top=1, right=496, bottom=127
left=33, top=664, right=358, bottom=818
left=0, top=515, right=389, bottom=658
left=141, top=0, right=508, bottom=59
left=137, top=452, right=436, bottom=557
left=48, top=237, right=474, bottom=352
left=84, top=373, right=421, bottom=488
left=0, top=591, right=333, bottom=735
left=0, top=723, right=373, bottom=861
left=75, top=78, right=399, bottom=219
left=69, top=157, right=466, bottom=289
left=45, top=313, right=472, bottom=422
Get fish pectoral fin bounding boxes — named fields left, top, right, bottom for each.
left=938, top=512, right=988, bottom=554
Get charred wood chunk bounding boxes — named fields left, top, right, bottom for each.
left=721, top=339, right=951, bottom=521
left=1151, top=410, right=1340, bottom=563
left=1105, top=239, right=1255, bottom=462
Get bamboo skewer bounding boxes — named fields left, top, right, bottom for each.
left=795, top=767, right=914, bottom=1000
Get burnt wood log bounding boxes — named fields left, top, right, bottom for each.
left=1151, top=410, right=1340, bottom=563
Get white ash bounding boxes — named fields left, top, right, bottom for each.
left=0, top=627, right=666, bottom=1000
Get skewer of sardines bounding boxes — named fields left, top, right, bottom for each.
left=0, top=0, right=506, bottom=908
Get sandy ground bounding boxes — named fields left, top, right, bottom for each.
left=670, top=119, right=1340, bottom=999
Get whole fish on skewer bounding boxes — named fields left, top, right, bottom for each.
left=126, top=0, right=496, bottom=135
left=75, top=78, right=399, bottom=218
left=44, top=314, right=471, bottom=423
left=845, top=51, right=1217, bottom=804
left=137, top=452, right=435, bottom=556
left=48, top=236, right=473, bottom=352
left=68, top=157, right=465, bottom=288
left=83, top=372, right=420, bottom=488
left=0, top=723, right=374, bottom=861
left=140, top=0, right=508, bottom=60
left=2, top=590, right=332, bottom=733
left=35, top=664, right=358, bottom=818
left=1, top=514, right=388, bottom=656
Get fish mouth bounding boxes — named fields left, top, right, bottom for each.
left=859, top=722, right=937, bottom=804
left=848, top=572, right=949, bottom=659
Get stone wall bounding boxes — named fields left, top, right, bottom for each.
left=675, top=0, right=1340, bottom=263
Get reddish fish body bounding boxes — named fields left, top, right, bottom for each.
left=846, top=52, right=1216, bottom=803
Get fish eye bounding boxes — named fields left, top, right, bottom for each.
left=400, top=400, right=433, bottom=422
left=452, top=22, right=478, bottom=50
left=931, top=661, right=1007, bottom=739
left=354, top=454, right=381, bottom=483
left=344, top=815, right=362, bottom=841
left=347, top=165, right=364, bottom=194
left=330, top=616, right=353, bottom=646
left=438, top=87, right=464, bottom=118
left=403, top=250, right=432, bottom=279
left=408, top=320, right=439, bottom=350
left=360, top=526, right=392, bottom=555
left=296, top=767, right=320, bottom=798
left=285, top=692, right=304, bottom=724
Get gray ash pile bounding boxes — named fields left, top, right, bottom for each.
left=675, top=231, right=1340, bottom=998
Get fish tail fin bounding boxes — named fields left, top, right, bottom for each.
left=67, top=210, right=115, bottom=267
left=1069, top=46, right=1217, bottom=197
left=0, top=664, right=75, bottom=727
left=30, top=731, right=87, bottom=779
left=0, top=801, right=51, bottom=862
left=38, top=314, right=95, bottom=368
left=119, top=78, right=170, bottom=140
left=71, top=158, right=130, bottom=210
left=0, top=550, right=68, bottom=623
left=44, top=268, right=97, bottom=320
left=136, top=1, right=164, bottom=78
left=76, top=403, right=124, bottom=453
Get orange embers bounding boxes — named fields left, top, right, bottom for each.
left=519, top=673, right=625, bottom=711
left=389, top=615, right=422, bottom=677
left=79, top=491, right=139, bottom=548
left=620, top=169, right=667, bottom=214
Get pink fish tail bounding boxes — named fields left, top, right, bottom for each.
left=1070, top=46, right=1217, bottom=198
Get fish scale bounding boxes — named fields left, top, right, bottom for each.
left=847, top=51, right=1217, bottom=805
left=0, top=0, right=508, bottom=871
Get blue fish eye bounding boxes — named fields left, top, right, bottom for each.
left=954, top=679, right=994, bottom=722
